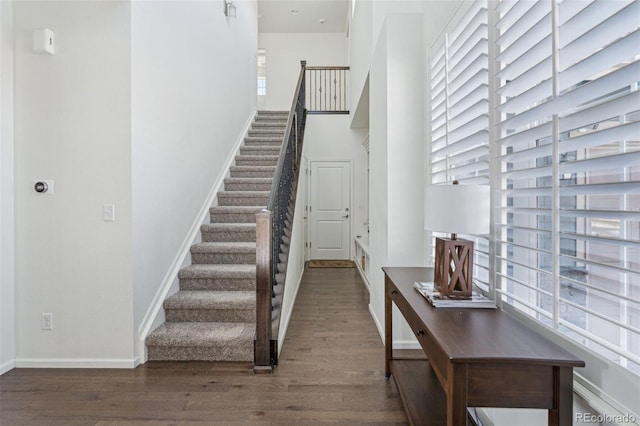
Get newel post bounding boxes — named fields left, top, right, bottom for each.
left=254, top=209, right=273, bottom=373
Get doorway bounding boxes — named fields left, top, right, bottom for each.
left=308, top=160, right=351, bottom=260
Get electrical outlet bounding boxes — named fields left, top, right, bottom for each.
left=41, top=313, right=53, bottom=330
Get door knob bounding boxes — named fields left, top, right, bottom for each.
left=342, top=214, right=349, bottom=219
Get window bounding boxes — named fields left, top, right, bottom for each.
left=430, top=0, right=640, bottom=415
left=429, top=0, right=490, bottom=291
left=257, top=77, right=266, bottom=96
left=494, top=0, right=639, bottom=413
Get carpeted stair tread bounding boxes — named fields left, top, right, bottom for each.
left=257, top=110, right=288, bottom=115
left=235, top=155, right=279, bottom=161
left=210, top=206, right=262, bottom=213
left=235, top=155, right=279, bottom=167
left=224, top=177, right=273, bottom=184
left=247, top=131, right=285, bottom=138
left=191, top=242, right=256, bottom=254
left=179, top=263, right=256, bottom=279
left=200, top=223, right=256, bottom=243
left=243, top=137, right=283, bottom=146
left=252, top=122, right=287, bottom=128
left=218, top=190, right=269, bottom=197
left=230, top=165, right=277, bottom=177
left=201, top=223, right=256, bottom=232
left=191, top=241, right=256, bottom=265
left=224, top=178, right=273, bottom=191
left=146, top=322, right=254, bottom=348
left=209, top=206, right=263, bottom=223
left=217, top=191, right=269, bottom=207
left=164, top=291, right=255, bottom=310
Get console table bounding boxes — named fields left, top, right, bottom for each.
left=383, top=267, right=585, bottom=426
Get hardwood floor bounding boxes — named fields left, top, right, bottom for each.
left=0, top=267, right=408, bottom=425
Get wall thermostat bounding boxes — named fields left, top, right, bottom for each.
left=34, top=180, right=54, bottom=195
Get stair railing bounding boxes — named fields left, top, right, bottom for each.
left=254, top=60, right=307, bottom=373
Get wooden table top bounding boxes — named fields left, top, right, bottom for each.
left=383, top=267, right=585, bottom=367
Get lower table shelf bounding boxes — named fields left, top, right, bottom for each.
left=389, top=358, right=446, bottom=426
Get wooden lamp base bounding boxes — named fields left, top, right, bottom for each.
left=434, top=237, right=474, bottom=299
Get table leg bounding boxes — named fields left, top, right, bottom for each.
left=385, top=275, right=392, bottom=378
left=447, top=363, right=468, bottom=426
left=549, top=366, right=573, bottom=426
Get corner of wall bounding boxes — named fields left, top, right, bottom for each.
left=0, top=0, right=16, bottom=375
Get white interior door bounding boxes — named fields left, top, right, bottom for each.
left=309, top=161, right=351, bottom=260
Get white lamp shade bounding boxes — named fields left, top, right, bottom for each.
left=424, top=184, right=490, bottom=235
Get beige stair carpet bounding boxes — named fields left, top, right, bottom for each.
left=146, top=111, right=290, bottom=362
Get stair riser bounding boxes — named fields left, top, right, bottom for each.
left=252, top=123, right=287, bottom=129
left=235, top=158, right=278, bottom=167
left=257, top=112, right=288, bottom=117
left=179, top=278, right=255, bottom=291
left=209, top=212, right=256, bottom=223
left=239, top=148, right=281, bottom=156
left=218, top=195, right=268, bottom=206
left=248, top=130, right=284, bottom=137
left=230, top=169, right=276, bottom=178
left=166, top=309, right=255, bottom=323
left=192, top=252, right=256, bottom=264
left=224, top=182, right=273, bottom=191
left=244, top=139, right=282, bottom=146
left=147, top=346, right=252, bottom=362
left=201, top=230, right=256, bottom=242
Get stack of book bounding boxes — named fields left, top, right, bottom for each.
left=413, top=281, right=496, bottom=308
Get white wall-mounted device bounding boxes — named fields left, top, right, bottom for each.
left=34, top=180, right=54, bottom=195
left=33, top=28, right=55, bottom=55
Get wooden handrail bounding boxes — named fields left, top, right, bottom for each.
left=305, top=66, right=350, bottom=70
left=254, top=60, right=307, bottom=373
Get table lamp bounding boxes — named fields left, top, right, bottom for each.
left=424, top=181, right=490, bottom=298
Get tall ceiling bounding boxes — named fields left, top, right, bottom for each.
left=258, top=0, right=350, bottom=34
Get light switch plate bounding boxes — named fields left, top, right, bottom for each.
left=103, top=204, right=115, bottom=222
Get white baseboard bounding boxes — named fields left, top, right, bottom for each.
left=15, top=358, right=137, bottom=369
left=0, top=359, right=15, bottom=375
left=368, top=304, right=421, bottom=350
left=369, top=303, right=384, bottom=343
left=136, top=109, right=257, bottom=362
left=392, top=340, right=421, bottom=350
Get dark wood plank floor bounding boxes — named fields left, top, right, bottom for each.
left=0, top=267, right=408, bottom=425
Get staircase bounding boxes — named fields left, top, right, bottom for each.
left=146, top=111, right=288, bottom=362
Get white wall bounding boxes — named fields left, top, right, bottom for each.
left=0, top=0, right=15, bottom=375
left=258, top=33, right=347, bottom=111
left=349, top=1, right=460, bottom=130
left=10, top=0, right=259, bottom=368
left=13, top=1, right=135, bottom=366
left=368, top=14, right=427, bottom=345
left=131, top=0, right=258, bottom=361
left=349, top=0, right=372, bottom=120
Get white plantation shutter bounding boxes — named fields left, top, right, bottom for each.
left=429, top=0, right=490, bottom=291
left=495, top=0, right=640, bottom=389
